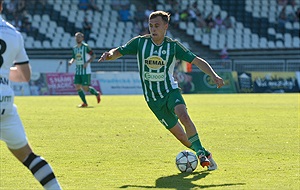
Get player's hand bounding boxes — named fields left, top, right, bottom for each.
left=83, top=63, right=88, bottom=68
left=68, top=61, right=72, bottom=66
left=98, top=52, right=111, bottom=62
left=213, top=75, right=225, bottom=88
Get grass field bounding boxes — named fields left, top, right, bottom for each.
left=0, top=94, right=299, bottom=190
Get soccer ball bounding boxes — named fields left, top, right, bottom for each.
left=175, top=150, right=198, bottom=173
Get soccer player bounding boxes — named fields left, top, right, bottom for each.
left=0, top=1, right=62, bottom=189
left=69, top=32, right=101, bottom=107
left=98, top=11, right=224, bottom=170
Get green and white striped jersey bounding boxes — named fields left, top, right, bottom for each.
left=71, top=43, right=93, bottom=75
left=118, top=34, right=196, bottom=102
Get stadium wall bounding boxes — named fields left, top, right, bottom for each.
left=11, top=71, right=300, bottom=96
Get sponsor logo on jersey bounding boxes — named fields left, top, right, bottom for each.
left=0, top=95, right=12, bottom=102
left=0, top=77, right=9, bottom=85
left=144, top=56, right=165, bottom=70
left=76, top=53, right=82, bottom=59
left=144, top=72, right=165, bottom=82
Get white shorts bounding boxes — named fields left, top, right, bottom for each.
left=0, top=104, right=28, bottom=149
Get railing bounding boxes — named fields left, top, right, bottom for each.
left=91, top=58, right=300, bottom=72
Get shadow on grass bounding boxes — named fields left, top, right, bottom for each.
left=119, top=171, right=246, bottom=189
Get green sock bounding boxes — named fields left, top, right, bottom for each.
left=78, top=89, right=87, bottom=104
left=189, top=145, right=210, bottom=157
left=89, top=86, right=99, bottom=96
left=188, top=133, right=205, bottom=157
left=203, top=147, right=210, bottom=157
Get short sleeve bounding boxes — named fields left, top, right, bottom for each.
left=175, top=40, right=196, bottom=63
left=86, top=45, right=94, bottom=55
left=14, top=33, right=29, bottom=64
left=117, top=36, right=140, bottom=55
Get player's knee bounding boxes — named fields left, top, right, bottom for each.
left=178, top=113, right=191, bottom=124
left=82, top=86, right=89, bottom=92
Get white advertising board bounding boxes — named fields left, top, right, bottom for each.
left=94, top=72, right=143, bottom=95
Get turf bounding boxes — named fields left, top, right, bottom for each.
left=0, top=94, right=299, bottom=190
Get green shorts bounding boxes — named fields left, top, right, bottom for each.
left=147, top=89, right=186, bottom=129
left=74, top=74, right=91, bottom=86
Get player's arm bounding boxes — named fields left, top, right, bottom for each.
left=9, top=62, right=31, bottom=82
left=98, top=48, right=123, bottom=62
left=83, top=49, right=96, bottom=68
left=86, top=50, right=96, bottom=64
left=191, top=57, right=225, bottom=88
left=68, top=58, right=75, bottom=65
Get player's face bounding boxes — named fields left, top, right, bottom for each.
left=149, top=16, right=168, bottom=43
left=75, top=34, right=84, bottom=44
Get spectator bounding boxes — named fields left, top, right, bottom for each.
left=287, top=11, right=297, bottom=22
left=140, top=18, right=149, bottom=35
left=223, top=15, right=233, bottom=29
left=82, top=17, right=92, bottom=41
left=16, top=0, right=26, bottom=14
left=168, top=0, right=179, bottom=11
left=195, top=12, right=206, bottom=31
left=220, top=45, right=229, bottom=60
left=79, top=0, right=89, bottom=11
left=21, top=16, right=33, bottom=33
left=278, top=6, right=288, bottom=27
left=111, top=0, right=121, bottom=10
left=118, top=5, right=132, bottom=22
left=134, top=6, right=146, bottom=28
left=188, top=7, right=197, bottom=23
left=144, top=5, right=154, bottom=18
left=6, top=0, right=17, bottom=15
left=214, top=14, right=225, bottom=31
left=288, top=0, right=297, bottom=6
left=171, top=9, right=180, bottom=28
left=11, top=14, right=22, bottom=31
left=89, top=0, right=100, bottom=11
left=38, top=0, right=47, bottom=6
left=180, top=9, right=189, bottom=22
left=205, top=12, right=214, bottom=33
left=296, top=7, right=300, bottom=21
left=20, top=10, right=30, bottom=21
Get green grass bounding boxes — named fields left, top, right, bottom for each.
left=0, top=94, right=299, bottom=190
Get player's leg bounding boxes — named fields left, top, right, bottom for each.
left=2, top=105, right=62, bottom=189
left=75, top=75, right=88, bottom=107
left=82, top=74, right=101, bottom=103
left=167, top=90, right=211, bottom=168
left=174, top=104, right=204, bottom=153
left=9, top=145, right=62, bottom=190
left=168, top=122, right=192, bottom=148
left=76, top=84, right=88, bottom=107
left=168, top=123, right=216, bottom=169
left=174, top=104, right=210, bottom=167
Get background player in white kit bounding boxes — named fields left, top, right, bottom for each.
left=0, top=1, right=62, bottom=189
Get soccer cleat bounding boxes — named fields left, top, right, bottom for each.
left=207, top=152, right=218, bottom=171
left=78, top=103, right=88, bottom=108
left=96, top=92, right=101, bottom=104
left=198, top=155, right=210, bottom=168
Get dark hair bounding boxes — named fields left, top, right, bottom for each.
left=149, top=11, right=170, bottom=23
